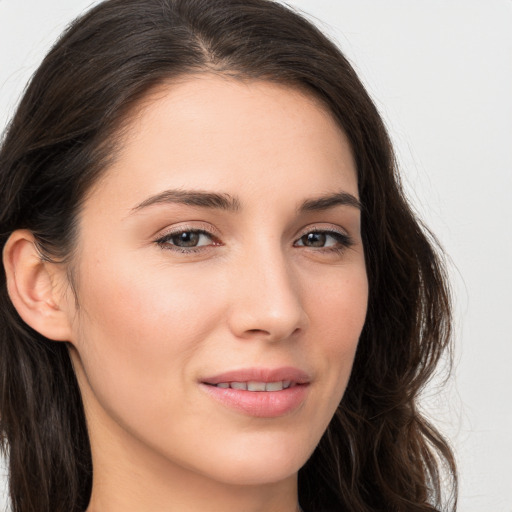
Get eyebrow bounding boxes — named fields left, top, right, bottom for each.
left=298, top=191, right=362, bottom=212
left=131, top=189, right=241, bottom=212
left=130, top=189, right=361, bottom=214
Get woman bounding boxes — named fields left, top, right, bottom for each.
left=0, top=0, right=456, bottom=511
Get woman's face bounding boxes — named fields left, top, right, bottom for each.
left=65, top=75, right=368, bottom=488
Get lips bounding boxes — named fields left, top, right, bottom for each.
left=200, top=367, right=310, bottom=418
left=201, top=366, right=310, bottom=386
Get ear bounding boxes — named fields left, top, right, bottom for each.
left=2, top=230, right=73, bottom=342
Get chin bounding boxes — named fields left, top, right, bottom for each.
left=190, top=433, right=314, bottom=486
left=203, top=459, right=302, bottom=487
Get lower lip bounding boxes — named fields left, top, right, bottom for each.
left=200, top=383, right=309, bottom=418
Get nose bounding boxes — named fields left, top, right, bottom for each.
left=227, top=244, right=308, bottom=342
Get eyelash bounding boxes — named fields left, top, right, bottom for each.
left=155, top=228, right=220, bottom=254
left=294, top=228, right=354, bottom=254
left=155, top=227, right=354, bottom=254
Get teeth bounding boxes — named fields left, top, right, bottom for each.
left=265, top=381, right=284, bottom=391
left=214, top=380, right=294, bottom=391
left=247, top=381, right=266, bottom=391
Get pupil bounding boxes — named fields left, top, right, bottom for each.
left=174, top=232, right=199, bottom=247
left=305, top=232, right=326, bottom=247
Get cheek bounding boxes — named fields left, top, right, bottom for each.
left=304, top=265, right=368, bottom=392
left=70, top=255, right=223, bottom=417
left=76, top=252, right=220, bottom=345
left=308, top=266, right=368, bottom=344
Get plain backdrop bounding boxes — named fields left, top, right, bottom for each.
left=1, top=1, right=511, bottom=510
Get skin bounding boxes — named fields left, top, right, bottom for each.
left=5, top=75, right=368, bottom=512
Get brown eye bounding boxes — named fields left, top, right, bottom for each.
left=300, top=232, right=327, bottom=247
left=294, top=230, right=353, bottom=250
left=157, top=230, right=214, bottom=249
left=171, top=231, right=201, bottom=247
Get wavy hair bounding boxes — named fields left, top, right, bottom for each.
left=0, top=0, right=456, bottom=511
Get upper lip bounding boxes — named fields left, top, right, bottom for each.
left=201, top=366, right=311, bottom=385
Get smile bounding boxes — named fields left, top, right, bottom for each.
left=200, top=367, right=310, bottom=417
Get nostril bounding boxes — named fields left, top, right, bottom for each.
left=244, top=326, right=302, bottom=341
left=246, top=328, right=269, bottom=335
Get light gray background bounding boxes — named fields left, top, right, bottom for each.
left=1, top=1, right=511, bottom=510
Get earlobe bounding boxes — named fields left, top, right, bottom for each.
left=2, top=230, right=73, bottom=342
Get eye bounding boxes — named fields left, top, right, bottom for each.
left=294, top=230, right=353, bottom=251
left=156, top=229, right=217, bottom=251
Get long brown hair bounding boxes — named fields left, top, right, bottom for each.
left=0, top=1, right=456, bottom=511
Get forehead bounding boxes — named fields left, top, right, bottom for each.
left=85, top=74, right=358, bottom=214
